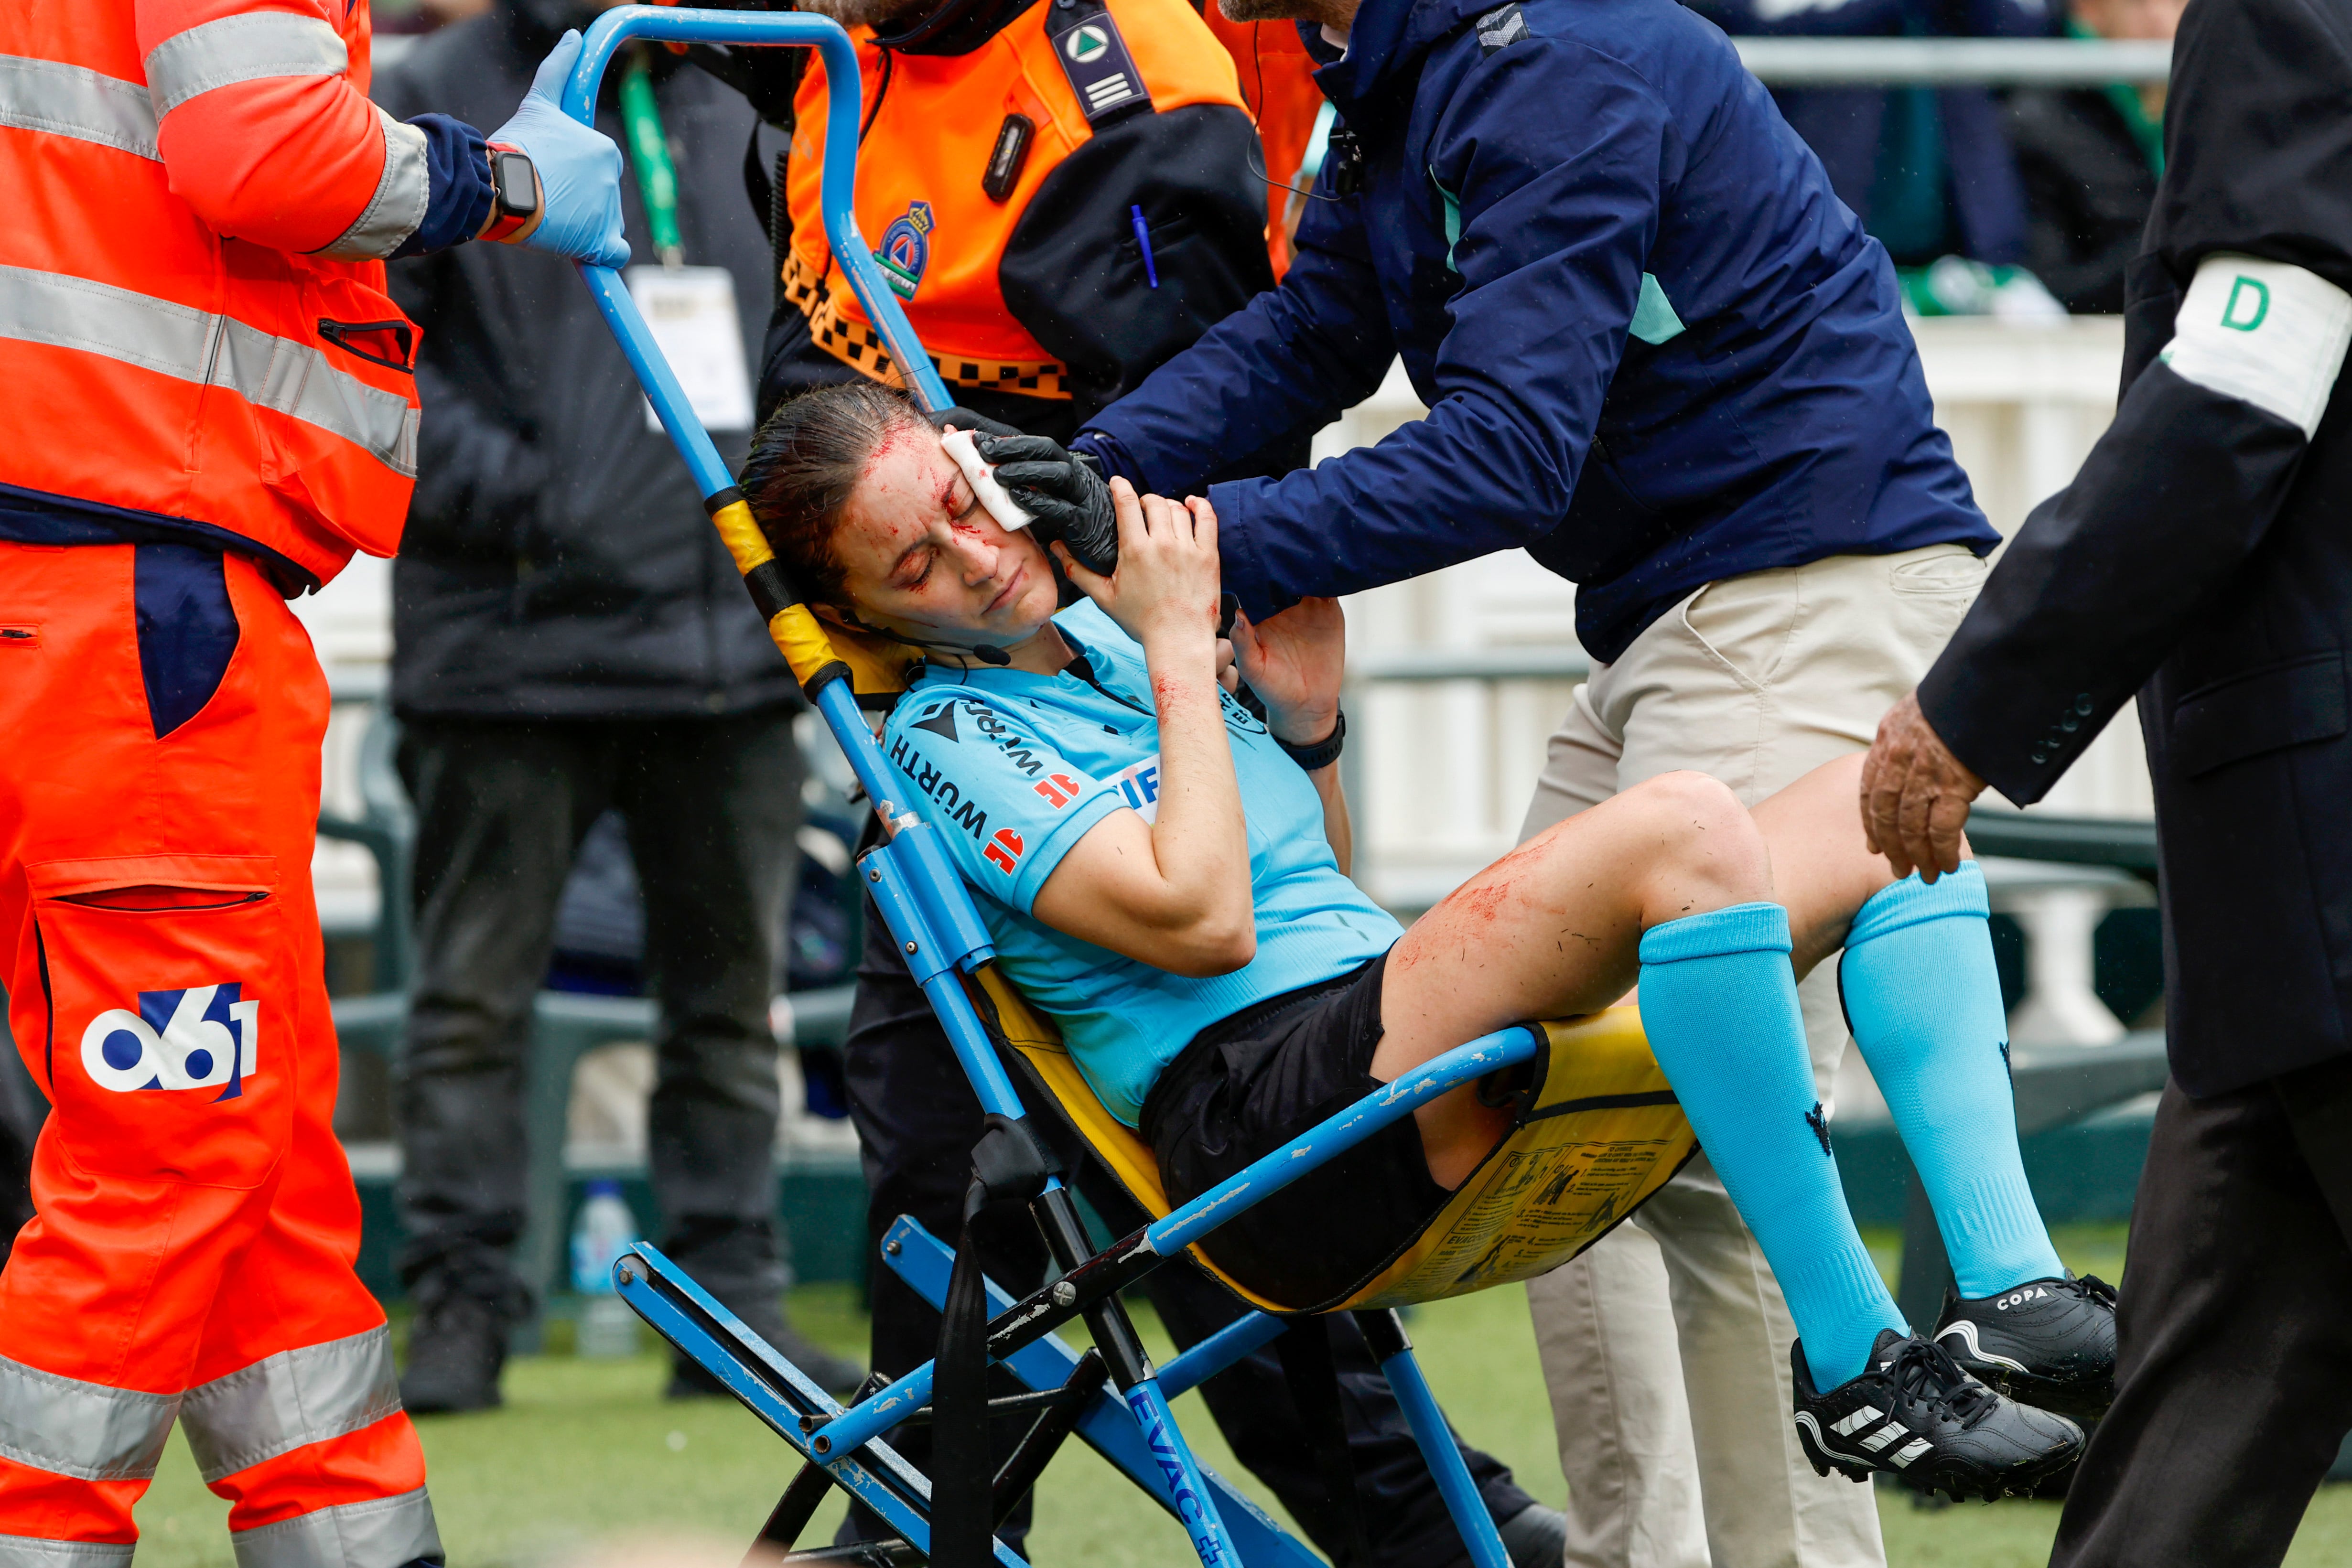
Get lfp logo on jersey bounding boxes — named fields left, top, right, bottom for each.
left=875, top=202, right=936, bottom=301
left=80, top=984, right=258, bottom=1099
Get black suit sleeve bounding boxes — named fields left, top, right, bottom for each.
left=1918, top=363, right=2310, bottom=803
left=1914, top=0, right=2352, bottom=804
left=999, top=103, right=1277, bottom=428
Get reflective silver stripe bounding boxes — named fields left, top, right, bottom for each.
left=0, top=55, right=159, bottom=160
left=144, top=11, right=348, bottom=120
left=216, top=311, right=418, bottom=475
left=182, top=1326, right=404, bottom=1484
left=0, top=1354, right=177, bottom=1483
left=313, top=110, right=428, bottom=261
left=0, top=1536, right=136, bottom=1568
left=0, top=265, right=418, bottom=476
left=230, top=1488, right=442, bottom=1568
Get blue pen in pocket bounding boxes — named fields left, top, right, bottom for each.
left=1130, top=204, right=1159, bottom=289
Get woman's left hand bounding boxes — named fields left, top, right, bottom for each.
left=1230, top=598, right=1345, bottom=746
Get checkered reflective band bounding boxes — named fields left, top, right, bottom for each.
left=783, top=253, right=1068, bottom=397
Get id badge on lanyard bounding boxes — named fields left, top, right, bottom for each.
left=620, top=48, right=755, bottom=433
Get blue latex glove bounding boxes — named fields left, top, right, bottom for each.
left=486, top=30, right=630, bottom=268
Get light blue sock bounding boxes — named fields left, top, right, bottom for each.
left=1839, top=864, right=2065, bottom=1300
left=1639, top=903, right=1907, bottom=1390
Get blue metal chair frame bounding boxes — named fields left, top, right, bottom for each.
left=562, top=14, right=1521, bottom=1563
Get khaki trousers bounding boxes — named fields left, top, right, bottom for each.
left=1517, top=545, right=1985, bottom=1568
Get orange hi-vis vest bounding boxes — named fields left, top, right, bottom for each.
left=783, top=0, right=1252, bottom=401
left=0, top=0, right=426, bottom=590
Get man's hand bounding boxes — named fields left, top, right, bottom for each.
left=924, top=408, right=1120, bottom=574
left=982, top=434, right=1119, bottom=576
left=1861, top=692, right=1987, bottom=882
left=487, top=32, right=631, bottom=268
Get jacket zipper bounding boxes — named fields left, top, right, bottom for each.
left=55, top=889, right=269, bottom=913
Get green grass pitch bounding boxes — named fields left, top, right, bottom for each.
left=116, top=1227, right=2352, bottom=1566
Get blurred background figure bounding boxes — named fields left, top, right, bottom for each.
left=374, top=0, right=862, bottom=1414
left=1691, top=0, right=2064, bottom=316
left=2003, top=0, right=2182, bottom=313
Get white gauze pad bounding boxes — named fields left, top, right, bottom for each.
left=940, top=427, right=1035, bottom=530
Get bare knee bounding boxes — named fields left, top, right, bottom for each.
left=1622, top=771, right=1771, bottom=920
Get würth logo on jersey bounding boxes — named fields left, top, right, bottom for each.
left=984, top=828, right=1025, bottom=875
left=1033, top=773, right=1084, bottom=809
left=80, top=984, right=258, bottom=1098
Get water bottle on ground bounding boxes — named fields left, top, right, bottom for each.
left=572, top=1179, right=641, bottom=1358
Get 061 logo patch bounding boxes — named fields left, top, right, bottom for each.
left=80, top=983, right=258, bottom=1098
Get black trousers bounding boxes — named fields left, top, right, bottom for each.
left=839, top=914, right=1535, bottom=1567
left=394, top=712, right=804, bottom=1320
left=2050, top=1059, right=2352, bottom=1568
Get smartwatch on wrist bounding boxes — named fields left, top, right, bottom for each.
left=478, top=144, right=541, bottom=244
left=1277, top=708, right=1347, bottom=772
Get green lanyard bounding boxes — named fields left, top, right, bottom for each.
left=619, top=47, right=685, bottom=268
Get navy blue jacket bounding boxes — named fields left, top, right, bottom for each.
left=1077, top=0, right=1996, bottom=660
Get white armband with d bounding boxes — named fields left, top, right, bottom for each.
left=2160, top=254, right=2352, bottom=440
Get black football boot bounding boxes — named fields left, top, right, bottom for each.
left=1933, top=1273, right=2118, bottom=1424
left=1792, top=1328, right=2085, bottom=1502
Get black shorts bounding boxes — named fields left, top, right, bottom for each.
left=1140, top=952, right=1451, bottom=1309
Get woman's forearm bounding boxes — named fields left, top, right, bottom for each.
left=1142, top=627, right=1256, bottom=960
left=1308, top=764, right=1354, bottom=877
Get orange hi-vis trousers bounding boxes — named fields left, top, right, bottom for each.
left=0, top=543, right=438, bottom=1568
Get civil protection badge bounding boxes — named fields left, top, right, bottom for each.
left=875, top=201, right=936, bottom=300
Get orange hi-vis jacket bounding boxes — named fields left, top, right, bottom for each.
left=782, top=0, right=1254, bottom=401
left=0, top=0, right=439, bottom=591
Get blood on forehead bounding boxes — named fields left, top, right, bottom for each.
left=863, top=419, right=924, bottom=477
left=862, top=419, right=969, bottom=515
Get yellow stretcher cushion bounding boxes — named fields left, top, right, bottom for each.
left=965, top=966, right=1697, bottom=1316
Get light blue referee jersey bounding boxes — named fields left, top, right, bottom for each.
left=879, top=601, right=1401, bottom=1125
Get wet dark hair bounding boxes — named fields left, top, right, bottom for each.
left=737, top=380, right=925, bottom=609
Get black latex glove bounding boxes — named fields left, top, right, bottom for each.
left=980, top=435, right=1117, bottom=578
left=685, top=36, right=803, bottom=129
left=926, top=408, right=1119, bottom=577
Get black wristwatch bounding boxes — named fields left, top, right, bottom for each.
left=481, top=145, right=541, bottom=242
left=1277, top=708, right=1347, bottom=772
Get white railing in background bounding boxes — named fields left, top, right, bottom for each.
left=1735, top=37, right=2170, bottom=85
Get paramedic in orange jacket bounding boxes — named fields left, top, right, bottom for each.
left=0, top=3, right=628, bottom=1563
